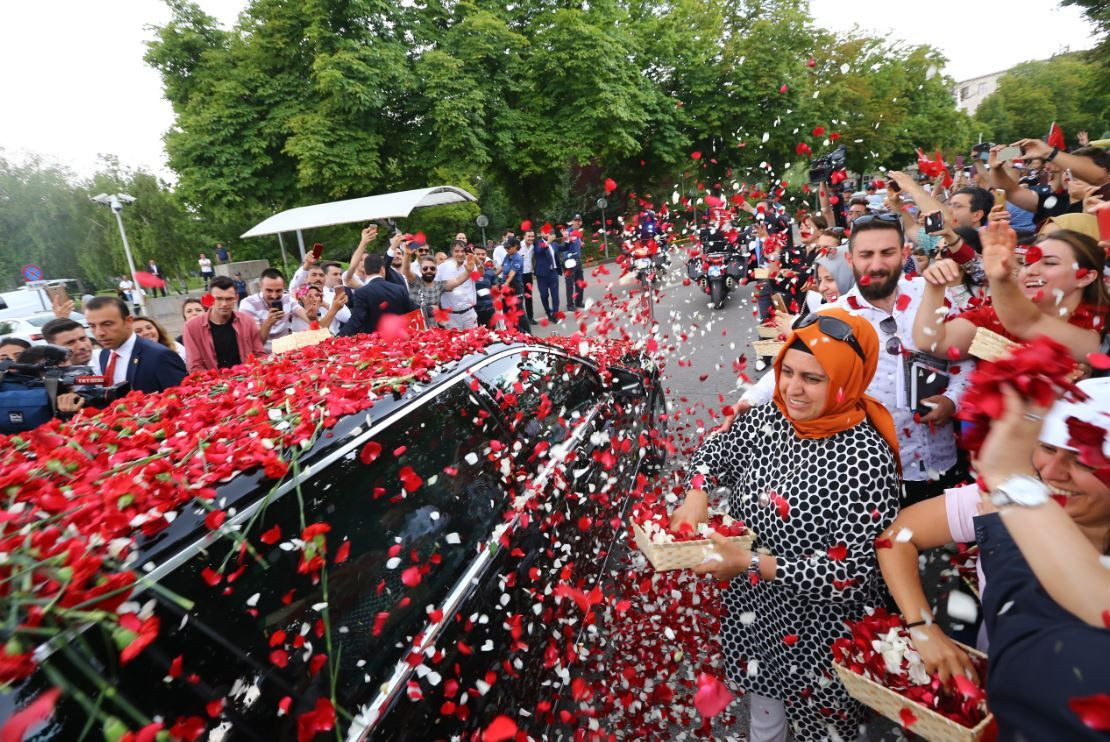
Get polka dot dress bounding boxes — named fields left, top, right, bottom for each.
left=687, top=403, right=899, bottom=741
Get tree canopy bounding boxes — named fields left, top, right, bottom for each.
left=144, top=0, right=976, bottom=245
left=0, top=155, right=209, bottom=292
left=972, top=53, right=1108, bottom=145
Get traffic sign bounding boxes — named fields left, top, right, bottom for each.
left=21, top=264, right=43, bottom=282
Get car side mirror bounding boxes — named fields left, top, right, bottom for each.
left=609, top=366, right=646, bottom=399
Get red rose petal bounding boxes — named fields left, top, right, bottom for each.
left=359, top=441, right=382, bottom=465
left=1070, top=693, right=1110, bottom=731
left=1088, top=353, right=1110, bottom=371
left=693, top=673, right=734, bottom=718
left=482, top=714, right=518, bottom=742
left=0, top=687, right=62, bottom=742
left=827, top=544, right=848, bottom=561
left=260, top=525, right=281, bottom=545
left=401, top=566, right=422, bottom=587
left=899, top=707, right=917, bottom=727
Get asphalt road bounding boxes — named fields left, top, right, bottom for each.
left=530, top=249, right=763, bottom=451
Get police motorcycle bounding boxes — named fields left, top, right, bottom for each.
left=687, top=219, right=745, bottom=309
left=624, top=210, right=670, bottom=286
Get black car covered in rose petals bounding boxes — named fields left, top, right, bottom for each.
left=0, top=332, right=664, bottom=741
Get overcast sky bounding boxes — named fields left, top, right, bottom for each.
left=0, top=0, right=1096, bottom=179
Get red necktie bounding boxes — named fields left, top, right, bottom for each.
left=102, top=351, right=120, bottom=385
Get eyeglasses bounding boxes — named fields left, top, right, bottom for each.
left=795, top=314, right=866, bottom=362
left=879, top=315, right=902, bottom=355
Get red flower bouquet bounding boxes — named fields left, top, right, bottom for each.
left=957, top=335, right=1082, bottom=454
left=831, top=610, right=991, bottom=735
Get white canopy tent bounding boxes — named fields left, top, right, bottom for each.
left=240, top=185, right=478, bottom=261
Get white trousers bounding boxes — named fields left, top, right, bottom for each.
left=749, top=693, right=788, bottom=742
left=445, top=308, right=478, bottom=330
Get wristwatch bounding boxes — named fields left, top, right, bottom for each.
left=1046, top=146, right=1060, bottom=162
left=746, top=552, right=762, bottom=581
left=990, top=474, right=1050, bottom=508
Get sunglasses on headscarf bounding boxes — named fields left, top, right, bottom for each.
left=795, top=313, right=866, bottom=362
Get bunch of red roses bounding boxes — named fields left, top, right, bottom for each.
left=956, top=335, right=1082, bottom=454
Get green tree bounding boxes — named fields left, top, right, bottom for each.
left=0, top=154, right=207, bottom=292
left=972, top=54, right=1107, bottom=145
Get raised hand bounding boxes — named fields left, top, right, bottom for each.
left=921, top=258, right=961, bottom=287
left=981, top=217, right=1017, bottom=284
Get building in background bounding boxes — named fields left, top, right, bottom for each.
left=952, top=68, right=1009, bottom=115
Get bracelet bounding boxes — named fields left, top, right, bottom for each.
left=1046, top=146, right=1060, bottom=162
left=905, top=619, right=932, bottom=628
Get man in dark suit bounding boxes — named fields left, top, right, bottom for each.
left=532, top=235, right=561, bottom=322
left=84, top=297, right=187, bottom=393
left=339, top=253, right=417, bottom=336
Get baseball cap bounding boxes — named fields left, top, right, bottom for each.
left=1040, top=377, right=1110, bottom=458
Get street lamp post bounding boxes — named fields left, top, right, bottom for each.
left=476, top=214, right=489, bottom=248
left=90, top=193, right=139, bottom=289
left=597, top=198, right=609, bottom=259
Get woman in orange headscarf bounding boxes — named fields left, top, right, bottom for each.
left=670, top=308, right=900, bottom=742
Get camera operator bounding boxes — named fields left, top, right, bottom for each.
left=0, top=343, right=133, bottom=430
left=41, top=318, right=94, bottom=367
left=85, top=297, right=187, bottom=393
left=10, top=346, right=85, bottom=418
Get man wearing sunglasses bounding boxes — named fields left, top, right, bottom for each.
left=731, top=212, right=971, bottom=506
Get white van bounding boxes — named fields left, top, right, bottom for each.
left=0, top=281, right=76, bottom=319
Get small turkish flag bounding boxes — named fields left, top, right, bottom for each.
left=1048, top=121, right=1066, bottom=150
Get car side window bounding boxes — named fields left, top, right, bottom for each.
left=477, top=350, right=602, bottom=444
left=82, top=381, right=512, bottom=738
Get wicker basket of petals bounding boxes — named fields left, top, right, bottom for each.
left=632, top=515, right=754, bottom=572
left=752, top=340, right=785, bottom=358
left=832, top=613, right=993, bottom=742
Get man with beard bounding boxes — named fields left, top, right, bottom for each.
left=729, top=214, right=970, bottom=505
left=403, top=246, right=479, bottom=327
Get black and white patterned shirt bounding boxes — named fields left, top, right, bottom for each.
left=686, top=403, right=899, bottom=741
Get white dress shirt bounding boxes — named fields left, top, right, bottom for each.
left=520, top=241, right=534, bottom=272
left=435, top=259, right=476, bottom=311
left=493, top=244, right=508, bottom=271
left=92, top=332, right=138, bottom=385
left=741, top=276, right=970, bottom=481
left=240, top=292, right=298, bottom=345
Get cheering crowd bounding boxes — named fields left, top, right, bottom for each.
left=670, top=133, right=1110, bottom=739
left=0, top=218, right=593, bottom=417
left=3, top=128, right=1110, bottom=739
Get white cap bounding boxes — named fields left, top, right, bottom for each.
left=1039, top=377, right=1110, bottom=457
